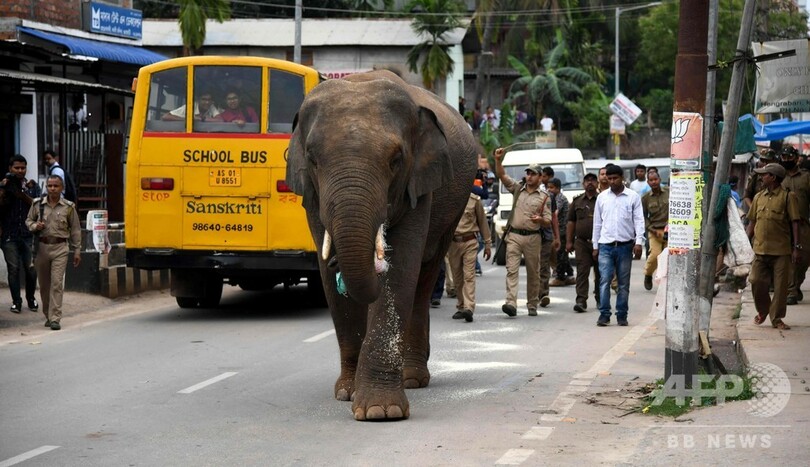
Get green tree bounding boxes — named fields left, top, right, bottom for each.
left=176, top=0, right=231, bottom=56
left=507, top=30, right=592, bottom=130
left=405, top=0, right=465, bottom=90
left=566, top=82, right=611, bottom=149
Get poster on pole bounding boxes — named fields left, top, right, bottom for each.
left=753, top=39, right=809, bottom=113
left=667, top=171, right=704, bottom=251
left=609, top=114, right=626, bottom=135
left=670, top=112, right=703, bottom=170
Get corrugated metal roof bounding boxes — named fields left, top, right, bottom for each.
left=0, top=69, right=132, bottom=94
left=143, top=18, right=468, bottom=47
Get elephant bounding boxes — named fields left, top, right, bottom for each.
left=286, top=70, right=478, bottom=420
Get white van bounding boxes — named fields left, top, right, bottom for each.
left=494, top=147, right=586, bottom=239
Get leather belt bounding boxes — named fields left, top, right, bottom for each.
left=39, top=236, right=67, bottom=244
left=601, top=240, right=634, bottom=247
left=453, top=233, right=477, bottom=243
left=511, top=228, right=541, bottom=236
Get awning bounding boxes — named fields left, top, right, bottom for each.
left=19, top=27, right=167, bottom=66
left=0, top=69, right=132, bottom=95
left=740, top=114, right=810, bottom=142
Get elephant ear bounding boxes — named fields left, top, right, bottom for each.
left=407, top=107, right=454, bottom=209
left=285, top=114, right=318, bottom=212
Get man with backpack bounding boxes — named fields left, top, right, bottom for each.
left=43, top=150, right=77, bottom=203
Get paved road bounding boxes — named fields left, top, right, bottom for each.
left=0, top=260, right=659, bottom=466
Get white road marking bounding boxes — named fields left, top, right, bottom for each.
left=495, top=449, right=535, bottom=465
left=521, top=426, right=554, bottom=440
left=178, top=372, right=238, bottom=394
left=0, top=446, right=59, bottom=467
left=303, top=328, right=335, bottom=343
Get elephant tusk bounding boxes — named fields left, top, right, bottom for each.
left=375, top=225, right=386, bottom=260
left=322, top=230, right=332, bottom=261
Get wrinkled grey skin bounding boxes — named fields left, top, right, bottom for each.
left=286, top=70, right=477, bottom=421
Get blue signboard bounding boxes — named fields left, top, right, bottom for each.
left=83, top=2, right=143, bottom=40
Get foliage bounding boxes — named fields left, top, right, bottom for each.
left=176, top=0, right=230, bottom=55
left=636, top=0, right=809, bottom=121
left=566, top=82, right=611, bottom=149
left=507, top=30, right=592, bottom=130
left=479, top=103, right=516, bottom=160
left=636, top=88, right=674, bottom=130
left=641, top=374, right=756, bottom=417
left=405, top=0, right=465, bottom=90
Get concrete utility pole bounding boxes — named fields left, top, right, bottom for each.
left=294, top=0, right=302, bottom=64
left=697, top=0, right=758, bottom=334
left=665, top=0, right=709, bottom=382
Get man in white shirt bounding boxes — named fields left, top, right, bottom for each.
left=628, top=164, right=651, bottom=195
left=592, top=164, right=645, bottom=326
left=540, top=115, right=553, bottom=132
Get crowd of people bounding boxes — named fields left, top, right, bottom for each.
left=1, top=151, right=82, bottom=331
left=433, top=144, right=807, bottom=330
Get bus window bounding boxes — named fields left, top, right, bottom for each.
left=268, top=70, right=305, bottom=133
left=146, top=67, right=187, bottom=132
left=192, top=65, right=261, bottom=134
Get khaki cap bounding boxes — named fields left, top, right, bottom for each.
left=754, top=163, right=786, bottom=178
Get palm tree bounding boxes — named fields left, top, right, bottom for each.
left=507, top=30, right=591, bottom=129
left=405, top=0, right=465, bottom=90
left=177, top=0, right=230, bottom=56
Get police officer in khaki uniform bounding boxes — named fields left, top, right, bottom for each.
left=447, top=187, right=492, bottom=322
left=26, top=175, right=81, bottom=330
left=743, top=149, right=775, bottom=210
left=494, top=148, right=552, bottom=317
left=566, top=173, right=599, bottom=312
left=778, top=147, right=810, bottom=304
left=641, top=171, right=669, bottom=290
left=746, top=163, right=801, bottom=330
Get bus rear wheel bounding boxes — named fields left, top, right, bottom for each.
left=176, top=297, right=199, bottom=308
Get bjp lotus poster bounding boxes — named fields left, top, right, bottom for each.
left=670, top=112, right=703, bottom=170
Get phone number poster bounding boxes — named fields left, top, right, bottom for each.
left=668, top=172, right=704, bottom=250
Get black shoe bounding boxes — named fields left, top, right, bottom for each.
left=461, top=309, right=474, bottom=322
left=502, top=304, right=517, bottom=317
left=430, top=299, right=441, bottom=308
left=617, top=317, right=629, bottom=326
left=596, top=315, right=610, bottom=327
left=44, top=320, right=51, bottom=327
left=573, top=303, right=587, bottom=313
left=28, top=299, right=38, bottom=312
left=50, top=321, right=61, bottom=331
left=452, top=311, right=464, bottom=319
left=540, top=296, right=550, bottom=307
left=10, top=303, right=21, bottom=314
left=798, top=290, right=804, bottom=301
left=644, top=275, right=653, bottom=291
left=447, top=290, right=457, bottom=299
left=475, top=269, right=482, bottom=277
left=528, top=308, right=537, bottom=316
left=787, top=295, right=798, bottom=305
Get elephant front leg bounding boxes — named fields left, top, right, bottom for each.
left=329, top=291, right=368, bottom=402
left=351, top=292, right=410, bottom=420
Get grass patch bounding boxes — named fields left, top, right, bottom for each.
left=732, top=303, right=742, bottom=320
left=640, top=372, right=756, bottom=417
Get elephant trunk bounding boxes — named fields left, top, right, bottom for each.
left=322, top=179, right=388, bottom=305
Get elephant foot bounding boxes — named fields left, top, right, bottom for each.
left=334, top=374, right=356, bottom=402
left=402, top=366, right=430, bottom=389
left=351, top=387, right=410, bottom=421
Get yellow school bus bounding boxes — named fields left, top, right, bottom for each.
left=125, top=56, right=322, bottom=308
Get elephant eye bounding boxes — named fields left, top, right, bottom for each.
left=390, top=151, right=403, bottom=171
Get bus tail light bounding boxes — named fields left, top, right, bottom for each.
left=276, top=180, right=292, bottom=192
left=141, top=178, right=174, bottom=190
